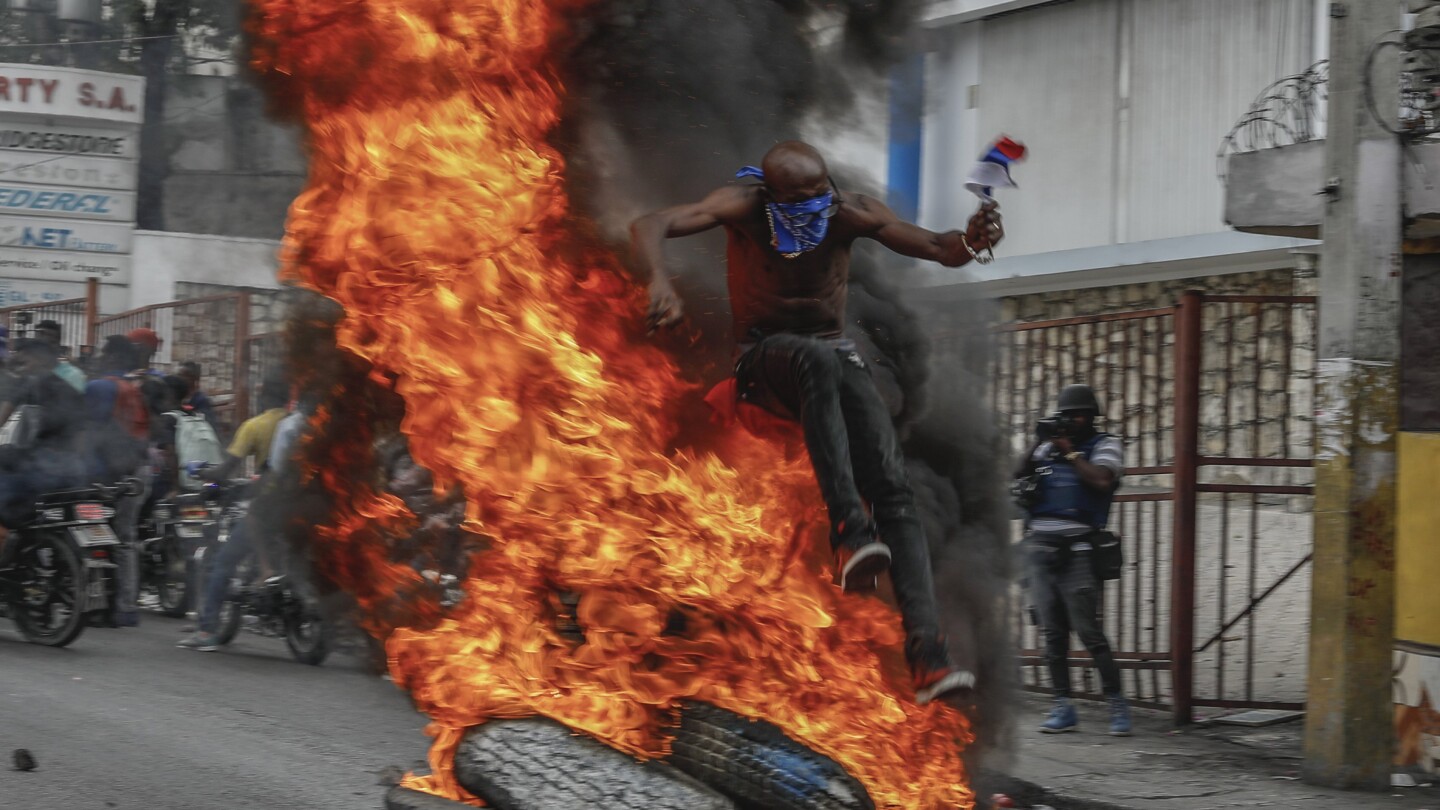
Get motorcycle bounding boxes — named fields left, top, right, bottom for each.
left=0, top=480, right=133, bottom=646
left=138, top=490, right=214, bottom=618
left=212, top=571, right=331, bottom=666
left=196, top=477, right=330, bottom=665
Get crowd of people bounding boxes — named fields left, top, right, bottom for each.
left=0, top=321, right=291, bottom=636
left=0, top=316, right=464, bottom=668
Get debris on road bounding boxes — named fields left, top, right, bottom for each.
left=12, top=749, right=36, bottom=771
left=377, top=765, right=406, bottom=786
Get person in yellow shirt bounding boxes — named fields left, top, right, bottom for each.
left=178, top=379, right=289, bottom=651
left=206, top=384, right=290, bottom=480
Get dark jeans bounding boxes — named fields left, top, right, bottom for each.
left=112, top=464, right=152, bottom=619
left=198, top=515, right=251, bottom=635
left=735, top=333, right=943, bottom=655
left=1025, top=530, right=1123, bottom=698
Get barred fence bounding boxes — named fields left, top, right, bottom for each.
left=990, top=291, right=1317, bottom=721
left=1, top=280, right=284, bottom=432
left=995, top=308, right=1180, bottom=709
left=0, top=296, right=94, bottom=355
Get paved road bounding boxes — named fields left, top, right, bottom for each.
left=0, top=611, right=430, bottom=810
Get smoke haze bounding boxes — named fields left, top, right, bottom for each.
left=558, top=0, right=1017, bottom=766
left=263, top=0, right=1017, bottom=779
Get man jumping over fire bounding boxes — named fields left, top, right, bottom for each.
left=631, top=140, right=1003, bottom=706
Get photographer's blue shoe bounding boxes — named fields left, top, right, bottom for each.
left=1040, top=698, right=1078, bottom=733
left=1107, top=695, right=1133, bottom=736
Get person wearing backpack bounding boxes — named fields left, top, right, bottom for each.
left=84, top=336, right=153, bottom=627
left=176, top=362, right=217, bottom=427
left=164, top=376, right=226, bottom=492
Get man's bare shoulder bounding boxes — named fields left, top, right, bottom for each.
left=836, top=191, right=894, bottom=231
left=699, top=184, right=763, bottom=223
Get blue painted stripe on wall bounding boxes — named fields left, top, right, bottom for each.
left=887, top=53, right=925, bottom=222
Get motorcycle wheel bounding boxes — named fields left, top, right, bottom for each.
left=214, top=598, right=242, bottom=646
left=285, top=612, right=330, bottom=666
left=10, top=535, right=87, bottom=648
left=156, top=536, right=189, bottom=618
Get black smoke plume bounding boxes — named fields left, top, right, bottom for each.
left=557, top=0, right=1016, bottom=767
left=262, top=0, right=1016, bottom=777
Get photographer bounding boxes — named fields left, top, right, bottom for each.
left=1015, top=384, right=1131, bottom=736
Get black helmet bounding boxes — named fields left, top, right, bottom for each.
left=1057, top=384, right=1101, bottom=415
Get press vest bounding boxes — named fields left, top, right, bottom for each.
left=1031, top=433, right=1115, bottom=528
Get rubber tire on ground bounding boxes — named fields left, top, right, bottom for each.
left=455, top=717, right=733, bottom=810
left=284, top=613, right=330, bottom=666
left=10, top=535, right=87, bottom=648
left=668, top=702, right=875, bottom=810
left=156, top=535, right=189, bottom=618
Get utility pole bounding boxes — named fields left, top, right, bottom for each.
left=1302, top=0, right=1404, bottom=791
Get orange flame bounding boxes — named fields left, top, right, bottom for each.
left=249, top=1, right=973, bottom=807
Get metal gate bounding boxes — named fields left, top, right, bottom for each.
left=0, top=279, right=282, bottom=432
left=995, top=306, right=1180, bottom=710
left=992, top=290, right=1316, bottom=722
left=1174, top=291, right=1316, bottom=718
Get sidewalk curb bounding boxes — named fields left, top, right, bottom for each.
left=384, top=786, right=474, bottom=810
left=976, top=769, right=1135, bottom=810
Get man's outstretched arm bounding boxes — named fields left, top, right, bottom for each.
left=846, top=193, right=1003, bottom=268
left=630, top=185, right=754, bottom=330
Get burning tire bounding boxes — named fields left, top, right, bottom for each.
left=454, top=717, right=733, bottom=810
left=446, top=704, right=875, bottom=810
left=670, top=703, right=875, bottom=810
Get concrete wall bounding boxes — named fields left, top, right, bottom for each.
left=1404, top=256, right=1440, bottom=431
left=160, top=75, right=306, bottom=240
left=129, top=230, right=282, bottom=310
left=173, top=279, right=291, bottom=338
left=1224, top=141, right=1326, bottom=239
left=1395, top=432, right=1440, bottom=776
left=1405, top=141, right=1440, bottom=240
left=921, top=0, right=1060, bottom=24
left=922, top=0, right=1317, bottom=258
left=1225, top=133, right=1440, bottom=241
left=162, top=172, right=305, bottom=240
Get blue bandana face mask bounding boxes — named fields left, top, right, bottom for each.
left=736, top=165, right=838, bottom=257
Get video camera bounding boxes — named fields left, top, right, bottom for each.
left=1034, top=412, right=1073, bottom=441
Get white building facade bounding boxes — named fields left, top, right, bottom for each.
left=916, top=0, right=1326, bottom=296
left=0, top=63, right=289, bottom=317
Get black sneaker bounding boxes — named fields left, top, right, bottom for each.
left=834, top=537, right=891, bottom=593
left=907, top=635, right=976, bottom=706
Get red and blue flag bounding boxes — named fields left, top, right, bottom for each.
left=965, top=136, right=1026, bottom=203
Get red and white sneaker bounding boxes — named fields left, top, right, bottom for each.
left=914, top=665, right=977, bottom=706
left=908, top=634, right=976, bottom=705
left=834, top=538, right=891, bottom=593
